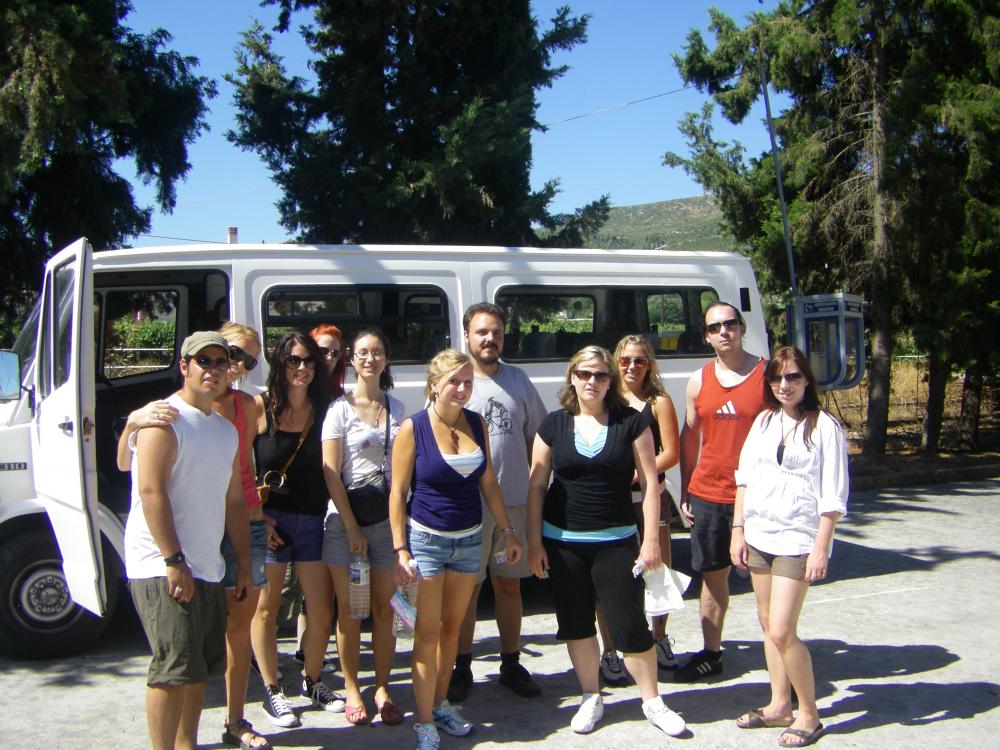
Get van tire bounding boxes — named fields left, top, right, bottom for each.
left=0, top=530, right=116, bottom=659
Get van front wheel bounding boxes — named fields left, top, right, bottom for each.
left=0, top=530, right=116, bottom=659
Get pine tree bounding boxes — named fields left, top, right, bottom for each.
left=227, top=0, right=608, bottom=246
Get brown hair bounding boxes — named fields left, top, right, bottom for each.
left=613, top=334, right=665, bottom=403
left=351, top=329, right=394, bottom=391
left=558, top=345, right=629, bottom=415
left=762, top=345, right=827, bottom=446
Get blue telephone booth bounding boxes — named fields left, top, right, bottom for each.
left=787, top=293, right=865, bottom=391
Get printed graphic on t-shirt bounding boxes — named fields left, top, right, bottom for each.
left=484, top=396, right=513, bottom=435
left=714, top=400, right=739, bottom=420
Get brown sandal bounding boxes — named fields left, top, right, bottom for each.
left=778, top=723, right=825, bottom=747
left=736, top=708, right=795, bottom=729
left=222, top=719, right=272, bottom=750
left=376, top=696, right=404, bottom=726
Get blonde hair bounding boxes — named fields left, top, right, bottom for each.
left=557, top=345, right=628, bottom=415
left=218, top=321, right=261, bottom=351
left=424, top=348, right=472, bottom=400
left=613, top=334, right=665, bottom=402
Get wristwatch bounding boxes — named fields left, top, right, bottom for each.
left=164, top=551, right=186, bottom=566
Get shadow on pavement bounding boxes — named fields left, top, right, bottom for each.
left=823, top=680, right=1000, bottom=732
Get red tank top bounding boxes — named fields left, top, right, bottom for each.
left=227, top=389, right=263, bottom=509
left=687, top=358, right=766, bottom=504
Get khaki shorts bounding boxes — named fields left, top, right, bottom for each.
left=476, top=504, right=531, bottom=583
left=130, top=577, right=227, bottom=685
left=747, top=545, right=808, bottom=581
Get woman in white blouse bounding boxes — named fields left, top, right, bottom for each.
left=321, top=330, right=406, bottom=726
left=730, top=346, right=848, bottom=748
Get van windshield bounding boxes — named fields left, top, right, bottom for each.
left=11, top=299, right=40, bottom=380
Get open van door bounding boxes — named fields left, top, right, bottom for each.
left=30, top=238, right=105, bottom=615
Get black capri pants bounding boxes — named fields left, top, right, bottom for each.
left=543, top=534, right=654, bottom=654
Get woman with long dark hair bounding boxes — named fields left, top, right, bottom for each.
left=526, top=345, right=685, bottom=738
left=730, top=346, right=848, bottom=748
left=251, top=331, right=343, bottom=728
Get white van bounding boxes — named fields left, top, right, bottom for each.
left=0, top=238, right=767, bottom=658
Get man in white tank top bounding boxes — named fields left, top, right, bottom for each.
left=124, top=331, right=250, bottom=750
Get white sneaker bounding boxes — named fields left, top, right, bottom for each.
left=571, top=693, right=604, bottom=734
left=415, top=722, right=441, bottom=750
left=643, top=697, right=686, bottom=737
left=655, top=635, right=680, bottom=670
left=432, top=699, right=473, bottom=736
left=600, top=651, right=629, bottom=685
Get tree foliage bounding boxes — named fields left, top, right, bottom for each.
left=226, top=0, right=608, bottom=246
left=664, top=0, right=999, bottom=453
left=0, top=0, right=215, bottom=343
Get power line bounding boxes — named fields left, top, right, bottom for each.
left=176, top=186, right=275, bottom=206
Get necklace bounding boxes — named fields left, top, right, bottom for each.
left=433, top=404, right=462, bottom=451
left=777, top=411, right=800, bottom=465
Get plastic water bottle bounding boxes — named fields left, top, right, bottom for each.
left=391, top=560, right=420, bottom=638
left=348, top=555, right=371, bottom=620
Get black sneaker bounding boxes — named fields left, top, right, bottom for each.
left=302, top=675, right=346, bottom=713
left=674, top=650, right=723, bottom=682
left=263, top=684, right=301, bottom=728
left=498, top=661, right=541, bottom=697
left=447, top=665, right=474, bottom=703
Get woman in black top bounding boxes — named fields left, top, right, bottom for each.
left=526, top=345, right=685, bottom=737
left=250, top=331, right=343, bottom=728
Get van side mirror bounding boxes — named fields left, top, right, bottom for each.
left=0, top=350, right=22, bottom=401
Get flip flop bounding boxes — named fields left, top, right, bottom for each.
left=345, top=703, right=370, bottom=726
left=778, top=723, right=825, bottom=747
left=375, top=696, right=404, bottom=726
left=736, top=708, right=795, bottom=729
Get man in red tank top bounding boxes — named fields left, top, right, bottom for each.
left=676, top=302, right=765, bottom=681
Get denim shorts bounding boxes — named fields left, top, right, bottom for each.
left=265, top=508, right=326, bottom=564
left=222, top=519, right=269, bottom=588
left=408, top=526, right=482, bottom=577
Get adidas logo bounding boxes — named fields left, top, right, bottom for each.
left=713, top=400, right=739, bottom=420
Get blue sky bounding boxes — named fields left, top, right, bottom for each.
left=124, top=0, right=783, bottom=247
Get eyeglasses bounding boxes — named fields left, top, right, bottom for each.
left=228, top=345, right=258, bottom=372
left=618, top=355, right=649, bottom=368
left=285, top=354, right=317, bottom=369
left=353, top=350, right=384, bottom=360
left=317, top=346, right=341, bottom=360
left=768, top=372, right=804, bottom=385
left=572, top=369, right=611, bottom=384
left=705, top=318, right=742, bottom=334
left=189, top=354, right=230, bottom=371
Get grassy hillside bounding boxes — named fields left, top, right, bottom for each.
left=584, top=195, right=733, bottom=252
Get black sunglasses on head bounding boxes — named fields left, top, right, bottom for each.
left=228, top=345, right=258, bottom=372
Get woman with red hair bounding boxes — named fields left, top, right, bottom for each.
left=310, top=324, right=347, bottom=399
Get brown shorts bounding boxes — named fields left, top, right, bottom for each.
left=747, top=545, right=807, bottom=581
left=130, top=576, right=227, bottom=685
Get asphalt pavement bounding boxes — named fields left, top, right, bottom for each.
left=1, top=477, right=998, bottom=749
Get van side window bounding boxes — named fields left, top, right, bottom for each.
left=497, top=286, right=719, bottom=360
left=263, top=285, right=449, bottom=364
left=98, top=290, right=179, bottom=380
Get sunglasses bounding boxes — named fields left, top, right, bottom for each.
left=768, top=371, right=804, bottom=385
left=228, top=345, right=258, bottom=372
left=189, top=354, right=230, bottom=371
left=572, top=369, right=611, bottom=384
left=705, top=318, right=742, bottom=334
left=317, top=346, right=341, bottom=360
left=618, top=355, right=649, bottom=368
left=285, top=354, right=317, bottom=369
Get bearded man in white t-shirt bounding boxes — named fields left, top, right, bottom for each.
left=448, top=303, right=547, bottom=701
